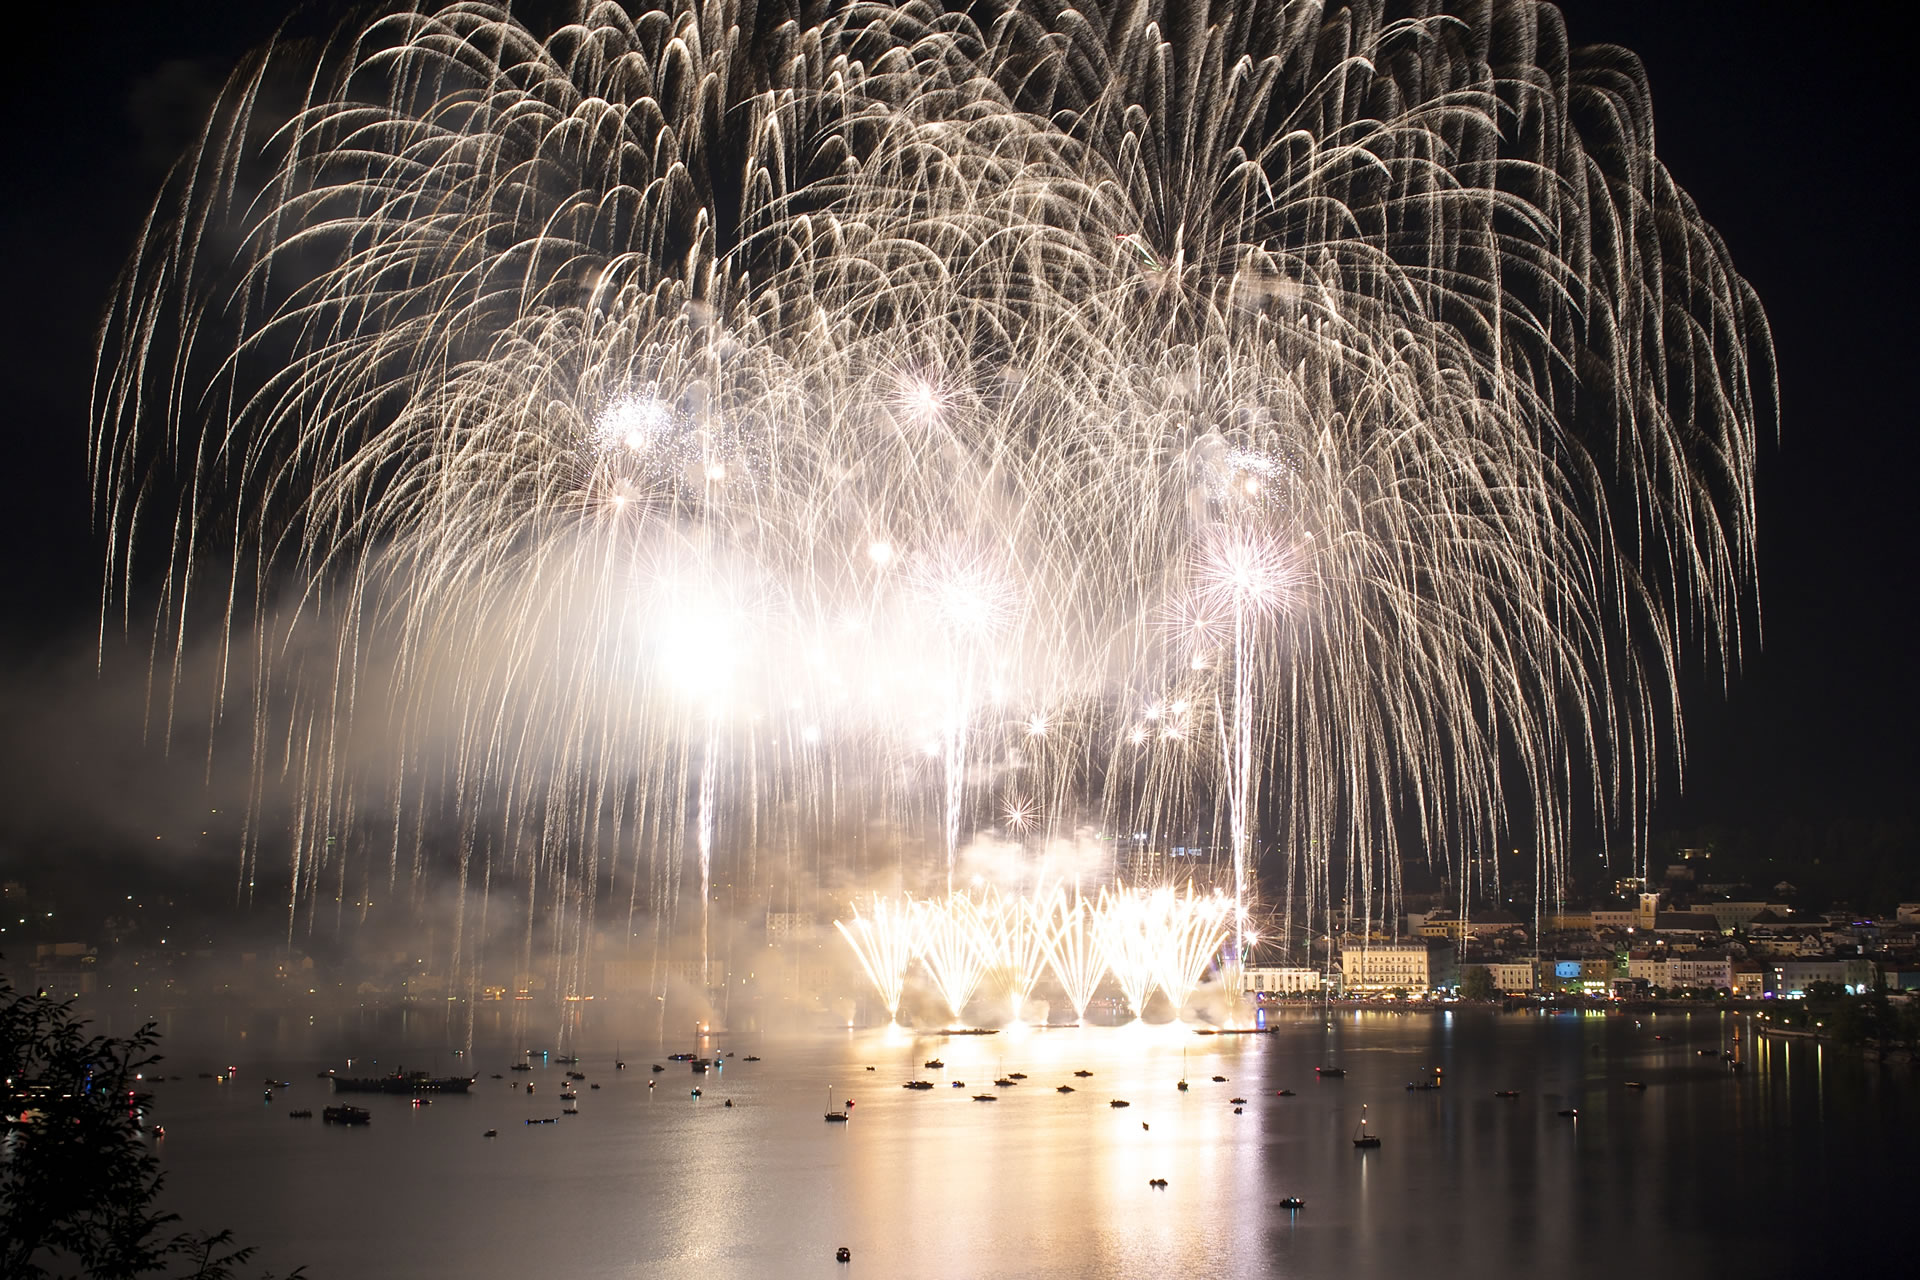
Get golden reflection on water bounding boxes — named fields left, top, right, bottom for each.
left=142, top=1007, right=1916, bottom=1279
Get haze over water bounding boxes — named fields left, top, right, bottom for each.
left=147, top=1010, right=1904, bottom=1278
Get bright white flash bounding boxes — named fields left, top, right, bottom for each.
left=597, top=395, right=672, bottom=451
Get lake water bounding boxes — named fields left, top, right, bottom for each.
left=144, top=1008, right=1911, bottom=1278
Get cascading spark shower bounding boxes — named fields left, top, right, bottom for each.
left=94, top=1, right=1772, bottom=1013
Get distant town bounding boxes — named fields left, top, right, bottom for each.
left=7, top=845, right=1916, bottom=1031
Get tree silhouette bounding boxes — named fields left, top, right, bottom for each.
left=1, top=965, right=299, bottom=1278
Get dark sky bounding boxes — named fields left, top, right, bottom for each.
left=1, top=2, right=1912, bottom=867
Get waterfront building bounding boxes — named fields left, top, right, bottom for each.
left=1666, top=955, right=1732, bottom=990
left=1768, top=958, right=1879, bottom=996
left=1242, top=966, right=1326, bottom=994
left=1485, top=961, right=1536, bottom=993
left=1627, top=952, right=1668, bottom=988
left=1340, top=940, right=1455, bottom=993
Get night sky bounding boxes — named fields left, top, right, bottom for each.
left=1, top=3, right=1912, bottom=888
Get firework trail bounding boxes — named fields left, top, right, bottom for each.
left=95, top=1, right=1771, bottom=1004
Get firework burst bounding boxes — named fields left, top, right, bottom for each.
left=95, top=1, right=1772, bottom=1006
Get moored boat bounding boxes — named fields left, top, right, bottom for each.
left=330, top=1071, right=474, bottom=1095
left=1352, top=1104, right=1381, bottom=1148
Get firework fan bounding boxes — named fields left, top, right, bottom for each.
left=94, top=1, right=1771, bottom=993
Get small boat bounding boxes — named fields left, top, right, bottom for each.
left=864, top=1066, right=875, bottom=1071
left=744, top=1056, right=761, bottom=1062
left=566, top=1071, right=586, bottom=1080
left=1073, top=1070, right=1093, bottom=1078
left=590, top=1083, right=600, bottom=1090
left=668, top=1053, right=697, bottom=1061
left=1407, top=1081, right=1442, bottom=1091
left=1233, top=1106, right=1244, bottom=1114
left=1625, top=1081, right=1647, bottom=1090
left=322, top=1105, right=371, bottom=1126
left=903, top=1081, right=936, bottom=1090
left=333, top=1070, right=475, bottom=1094
left=410, top=1097, right=432, bottom=1107
left=1653, top=1034, right=1667, bottom=1041
left=1352, top=1104, right=1381, bottom=1148
left=510, top=1064, right=531, bottom=1072
left=562, top=1106, right=578, bottom=1115
left=1696, top=1049, right=1716, bottom=1057
left=1317, top=1067, right=1346, bottom=1078
left=1109, top=1099, right=1130, bottom=1108
left=1229, top=1097, right=1246, bottom=1104
left=993, top=1078, right=1017, bottom=1088
left=1007, top=1072, right=1027, bottom=1080
left=553, top=1056, right=580, bottom=1065
left=489, top=1074, right=503, bottom=1080
left=559, top=1090, right=578, bottom=1101
left=724, top=1099, right=733, bottom=1107
left=825, top=1087, right=849, bottom=1121
left=972, top=1094, right=998, bottom=1102
left=692, top=1088, right=703, bottom=1098
left=651, top=1064, right=665, bottom=1073
left=924, top=1059, right=945, bottom=1069
left=1211, top=1076, right=1227, bottom=1083
left=1056, top=1085, right=1075, bottom=1093
left=691, top=1059, right=711, bottom=1074
left=483, top=1129, right=497, bottom=1137
left=1148, top=1178, right=1168, bottom=1188
left=526, top=1083, right=534, bottom=1094
left=1494, top=1090, right=1520, bottom=1098
left=288, top=1110, right=313, bottom=1118
left=1279, top=1197, right=1305, bottom=1210
left=1275, top=1089, right=1296, bottom=1097
left=526, top=1117, right=557, bottom=1125
left=836, top=1247, right=851, bottom=1263
left=1177, top=1080, right=1189, bottom=1092
left=1557, top=1108, right=1579, bottom=1118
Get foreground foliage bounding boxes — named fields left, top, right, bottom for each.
left=0, top=968, right=298, bottom=1279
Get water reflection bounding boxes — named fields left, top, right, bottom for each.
left=137, top=1007, right=1915, bottom=1279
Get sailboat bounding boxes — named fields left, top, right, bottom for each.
left=1177, top=1048, right=1189, bottom=1092
left=1352, top=1103, right=1381, bottom=1148
left=824, top=1086, right=849, bottom=1122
